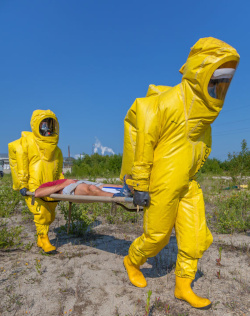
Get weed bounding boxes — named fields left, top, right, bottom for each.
left=216, top=270, right=221, bottom=279
left=21, top=206, right=33, bottom=221
left=153, top=297, right=169, bottom=312
left=212, top=301, right=221, bottom=311
left=6, top=293, right=24, bottom=312
left=0, top=220, right=23, bottom=249
left=0, top=176, right=23, bottom=217
left=59, top=270, right=74, bottom=280
left=216, top=246, right=222, bottom=266
left=24, top=241, right=34, bottom=251
left=25, top=277, right=42, bottom=284
left=35, top=258, right=42, bottom=274
left=107, top=214, right=115, bottom=224
left=144, top=290, right=152, bottom=316
left=39, top=250, right=51, bottom=256
left=59, top=200, right=142, bottom=234
left=59, top=202, right=96, bottom=236
left=213, top=191, right=250, bottom=233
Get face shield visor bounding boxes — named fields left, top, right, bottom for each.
left=39, top=118, right=58, bottom=136
left=208, top=61, right=237, bottom=100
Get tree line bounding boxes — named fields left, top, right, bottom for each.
left=69, top=139, right=250, bottom=178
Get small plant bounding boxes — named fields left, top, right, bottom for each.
left=21, top=206, right=33, bottom=221
left=216, top=270, right=221, bottom=279
left=35, top=259, right=42, bottom=275
left=0, top=177, right=23, bottom=217
left=165, top=304, right=170, bottom=314
left=0, top=220, right=23, bottom=249
left=216, top=246, right=222, bottom=266
left=59, top=270, right=74, bottom=280
left=213, top=191, right=250, bottom=234
left=24, top=241, right=34, bottom=251
left=153, top=297, right=173, bottom=314
left=59, top=202, right=96, bottom=236
left=39, top=250, right=51, bottom=256
left=144, top=290, right=152, bottom=316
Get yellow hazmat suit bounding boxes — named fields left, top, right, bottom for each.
left=9, top=110, right=63, bottom=241
left=121, top=37, right=239, bottom=307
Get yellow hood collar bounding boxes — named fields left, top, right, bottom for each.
left=179, top=37, right=240, bottom=109
left=146, top=84, right=172, bottom=97
left=30, top=109, right=59, bottom=159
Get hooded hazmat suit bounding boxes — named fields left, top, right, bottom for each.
left=120, top=37, right=240, bottom=280
left=8, top=110, right=64, bottom=236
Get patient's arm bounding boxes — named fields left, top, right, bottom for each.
left=35, top=179, right=75, bottom=198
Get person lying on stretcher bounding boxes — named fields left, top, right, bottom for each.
left=35, top=177, right=133, bottom=198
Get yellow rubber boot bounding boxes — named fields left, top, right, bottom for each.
left=37, top=235, right=43, bottom=248
left=174, top=276, right=212, bottom=310
left=123, top=255, right=147, bottom=288
left=37, top=234, right=56, bottom=252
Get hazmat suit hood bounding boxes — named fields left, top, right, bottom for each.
left=179, top=37, right=240, bottom=141
left=30, top=110, right=59, bottom=160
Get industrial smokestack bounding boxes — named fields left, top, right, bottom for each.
left=68, top=146, right=70, bottom=157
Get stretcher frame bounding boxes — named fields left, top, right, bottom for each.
left=26, top=192, right=142, bottom=234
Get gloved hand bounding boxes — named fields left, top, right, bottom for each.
left=20, top=188, right=28, bottom=196
left=133, top=190, right=150, bottom=207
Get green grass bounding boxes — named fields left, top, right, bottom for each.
left=58, top=200, right=141, bottom=236
left=0, top=175, right=24, bottom=218
left=212, top=191, right=250, bottom=234
left=0, top=219, right=23, bottom=249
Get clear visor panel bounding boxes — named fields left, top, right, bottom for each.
left=208, top=78, right=232, bottom=100
left=39, top=118, right=58, bottom=136
left=208, top=61, right=238, bottom=100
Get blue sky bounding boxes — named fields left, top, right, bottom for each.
left=0, top=0, right=249, bottom=161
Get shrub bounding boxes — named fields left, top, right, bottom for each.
left=0, top=176, right=24, bottom=217
left=226, top=139, right=250, bottom=184
left=59, top=202, right=96, bottom=236
left=0, top=220, right=23, bottom=249
left=201, top=157, right=223, bottom=174
left=213, top=191, right=250, bottom=234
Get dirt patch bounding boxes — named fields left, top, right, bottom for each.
left=0, top=207, right=249, bottom=316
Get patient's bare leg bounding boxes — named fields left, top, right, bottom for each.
left=74, top=184, right=113, bottom=197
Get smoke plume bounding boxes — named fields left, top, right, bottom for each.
left=93, top=138, right=115, bottom=155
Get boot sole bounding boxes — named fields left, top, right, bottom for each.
left=175, top=297, right=212, bottom=310
left=42, top=249, right=58, bottom=254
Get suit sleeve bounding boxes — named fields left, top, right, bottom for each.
left=127, top=97, right=161, bottom=191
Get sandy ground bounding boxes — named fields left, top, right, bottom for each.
left=0, top=205, right=249, bottom=316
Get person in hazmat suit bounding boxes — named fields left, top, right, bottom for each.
left=120, top=37, right=239, bottom=309
left=8, top=110, right=64, bottom=253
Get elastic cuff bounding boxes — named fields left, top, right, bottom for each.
left=126, top=179, right=149, bottom=191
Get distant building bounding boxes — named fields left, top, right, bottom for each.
left=0, top=153, right=10, bottom=172
left=63, top=156, right=75, bottom=174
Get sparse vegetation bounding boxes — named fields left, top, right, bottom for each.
left=59, top=202, right=97, bottom=236
left=0, top=219, right=23, bottom=249
left=0, top=140, right=249, bottom=315
left=0, top=175, right=24, bottom=218
left=213, top=191, right=250, bottom=234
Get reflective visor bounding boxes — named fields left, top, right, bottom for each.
left=39, top=118, right=58, bottom=136
left=208, top=64, right=237, bottom=100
